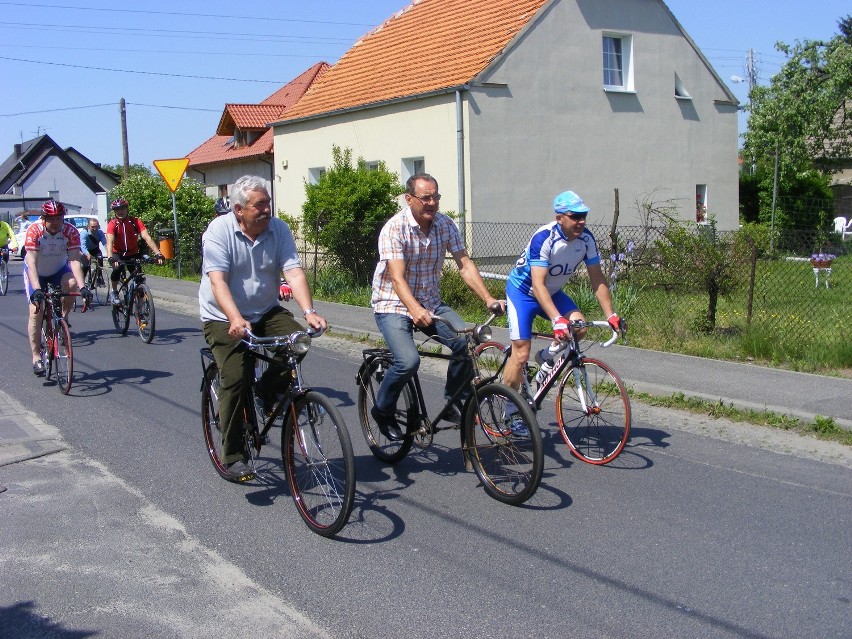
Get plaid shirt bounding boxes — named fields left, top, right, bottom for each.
left=371, top=208, right=464, bottom=315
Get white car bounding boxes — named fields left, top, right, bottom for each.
left=15, top=214, right=100, bottom=259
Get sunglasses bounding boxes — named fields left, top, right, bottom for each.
left=565, top=213, right=588, bottom=221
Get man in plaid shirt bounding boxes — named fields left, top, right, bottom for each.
left=370, top=174, right=503, bottom=441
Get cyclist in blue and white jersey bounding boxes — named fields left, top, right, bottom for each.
left=503, top=190, right=621, bottom=412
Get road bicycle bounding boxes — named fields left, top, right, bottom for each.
left=474, top=319, right=631, bottom=465
left=83, top=255, right=106, bottom=304
left=0, top=247, right=8, bottom=295
left=37, top=283, right=83, bottom=395
left=110, top=256, right=157, bottom=343
left=356, top=309, right=543, bottom=505
left=200, top=328, right=355, bottom=537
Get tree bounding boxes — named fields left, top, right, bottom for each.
left=101, top=163, right=152, bottom=179
left=108, top=174, right=215, bottom=274
left=302, top=146, right=404, bottom=282
left=743, top=17, right=852, bottom=177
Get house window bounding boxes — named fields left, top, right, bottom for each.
left=365, top=161, right=380, bottom=171
left=307, top=167, right=326, bottom=185
left=696, top=185, right=707, bottom=223
left=402, top=157, right=426, bottom=183
left=675, top=73, right=692, bottom=100
left=602, top=34, right=634, bottom=91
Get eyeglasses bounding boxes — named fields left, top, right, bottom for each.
left=409, top=193, right=441, bottom=204
left=565, top=213, right=588, bottom=221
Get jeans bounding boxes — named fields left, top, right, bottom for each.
left=373, top=305, right=471, bottom=415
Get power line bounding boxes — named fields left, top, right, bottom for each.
left=0, top=1, right=376, bottom=27
left=0, top=43, right=338, bottom=59
left=0, top=101, right=220, bottom=117
left=0, top=56, right=285, bottom=83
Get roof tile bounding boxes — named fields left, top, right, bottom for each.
left=280, top=0, right=550, bottom=122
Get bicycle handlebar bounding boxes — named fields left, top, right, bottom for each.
left=242, top=325, right=324, bottom=346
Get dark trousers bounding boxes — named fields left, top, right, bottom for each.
left=203, top=306, right=302, bottom=465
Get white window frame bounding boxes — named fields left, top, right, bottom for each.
left=365, top=161, right=380, bottom=171
left=307, top=167, right=326, bottom=185
left=401, top=157, right=426, bottom=184
left=602, top=33, right=634, bottom=93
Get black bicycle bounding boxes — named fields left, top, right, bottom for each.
left=475, top=319, right=631, bottom=465
left=110, top=256, right=156, bottom=343
left=83, top=254, right=106, bottom=304
left=0, top=247, right=9, bottom=296
left=356, top=309, right=543, bottom=505
left=200, top=328, right=355, bottom=537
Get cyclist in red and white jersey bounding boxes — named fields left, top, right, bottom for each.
left=105, top=198, right=163, bottom=305
left=23, top=201, right=90, bottom=376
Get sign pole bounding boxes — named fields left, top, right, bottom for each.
left=153, top=158, right=190, bottom=280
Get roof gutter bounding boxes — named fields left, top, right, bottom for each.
left=269, top=85, right=470, bottom=128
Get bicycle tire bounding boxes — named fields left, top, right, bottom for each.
left=473, top=341, right=509, bottom=383
left=39, top=315, right=52, bottom=380
left=464, top=383, right=543, bottom=505
left=0, top=260, right=7, bottom=295
left=134, top=283, right=156, bottom=343
left=53, top=318, right=73, bottom=395
left=357, top=356, right=416, bottom=463
left=283, top=391, right=355, bottom=537
left=555, top=358, right=631, bottom=465
left=111, top=286, right=131, bottom=335
left=85, top=264, right=104, bottom=305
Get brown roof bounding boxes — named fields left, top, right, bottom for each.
left=279, top=0, right=550, bottom=122
left=187, top=62, right=328, bottom=167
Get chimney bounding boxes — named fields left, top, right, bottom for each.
left=14, top=144, right=22, bottom=158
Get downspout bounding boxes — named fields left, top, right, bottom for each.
left=258, top=157, right=274, bottom=207
left=455, top=89, right=466, bottom=245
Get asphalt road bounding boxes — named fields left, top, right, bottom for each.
left=0, top=260, right=850, bottom=639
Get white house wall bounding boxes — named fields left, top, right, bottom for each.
left=273, top=95, right=463, bottom=220
left=189, top=160, right=274, bottom=201
left=24, top=155, right=103, bottom=214
left=468, top=0, right=739, bottom=232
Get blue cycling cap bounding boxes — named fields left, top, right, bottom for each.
left=553, top=191, right=590, bottom=214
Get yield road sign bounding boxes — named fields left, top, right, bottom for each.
left=153, top=158, right=190, bottom=193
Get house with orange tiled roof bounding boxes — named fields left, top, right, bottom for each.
left=185, top=62, right=328, bottom=204
left=271, top=0, right=739, bottom=248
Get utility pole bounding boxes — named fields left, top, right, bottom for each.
left=745, top=48, right=757, bottom=92
left=119, top=98, right=130, bottom=178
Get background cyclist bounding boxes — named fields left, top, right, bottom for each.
left=79, top=217, right=106, bottom=286
left=502, top=190, right=621, bottom=417
left=105, top=198, right=163, bottom=305
left=0, top=218, right=19, bottom=261
left=23, top=201, right=90, bottom=376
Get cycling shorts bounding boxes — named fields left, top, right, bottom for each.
left=23, top=263, right=72, bottom=299
left=506, top=280, right=578, bottom=341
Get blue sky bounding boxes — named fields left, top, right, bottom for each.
left=1, top=0, right=848, bottom=170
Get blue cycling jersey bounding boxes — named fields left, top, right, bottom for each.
left=507, top=222, right=601, bottom=296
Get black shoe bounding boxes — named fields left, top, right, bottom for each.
left=444, top=404, right=463, bottom=426
left=224, top=460, right=255, bottom=483
left=371, top=405, right=403, bottom=441
left=33, top=360, right=45, bottom=377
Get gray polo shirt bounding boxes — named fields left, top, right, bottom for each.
left=199, top=213, right=301, bottom=323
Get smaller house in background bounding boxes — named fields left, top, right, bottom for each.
left=0, top=135, right=118, bottom=225
left=186, top=62, right=329, bottom=207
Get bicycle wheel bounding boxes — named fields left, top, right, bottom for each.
left=0, top=259, right=7, bottom=295
left=133, top=283, right=156, bottom=343
left=201, top=361, right=231, bottom=479
left=111, top=287, right=131, bottom=335
left=464, top=383, right=542, bottom=505
left=53, top=319, right=73, bottom=395
left=283, top=391, right=355, bottom=537
left=473, top=341, right=509, bottom=383
left=39, top=315, right=52, bottom=379
left=85, top=264, right=103, bottom=305
left=555, top=358, right=631, bottom=465
left=357, top=356, right=416, bottom=463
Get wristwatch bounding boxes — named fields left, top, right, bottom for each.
left=302, top=308, right=317, bottom=317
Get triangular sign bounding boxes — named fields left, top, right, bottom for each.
left=153, top=158, right=190, bottom=193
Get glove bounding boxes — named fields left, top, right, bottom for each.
left=155, top=254, right=165, bottom=265
left=80, top=286, right=93, bottom=302
left=109, top=257, right=120, bottom=268
left=278, top=281, right=292, bottom=301
left=607, top=313, right=622, bottom=332
left=30, top=289, right=45, bottom=305
left=551, top=316, right=570, bottom=341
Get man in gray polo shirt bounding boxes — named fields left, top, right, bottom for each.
left=200, top=174, right=327, bottom=482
